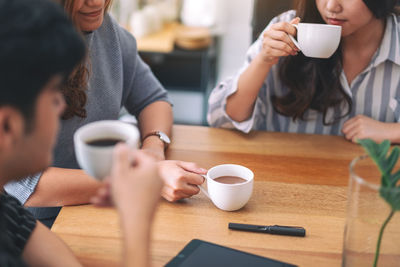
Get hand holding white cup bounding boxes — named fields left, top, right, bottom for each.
left=74, top=120, right=140, bottom=180
left=288, top=23, right=342, bottom=58
left=198, top=164, right=254, bottom=211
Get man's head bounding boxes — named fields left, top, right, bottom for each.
left=0, top=0, right=85, bottom=181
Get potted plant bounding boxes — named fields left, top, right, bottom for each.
left=342, top=139, right=400, bottom=266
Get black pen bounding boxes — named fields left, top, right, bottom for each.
left=228, top=223, right=306, bottom=237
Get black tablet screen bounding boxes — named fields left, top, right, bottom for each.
left=166, top=239, right=297, bottom=267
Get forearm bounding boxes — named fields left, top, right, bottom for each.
left=23, top=222, right=82, bottom=267
left=138, top=101, right=173, bottom=160
left=118, top=207, right=153, bottom=267
left=226, top=54, right=273, bottom=122
left=121, top=219, right=152, bottom=267
left=384, top=123, right=400, bottom=144
left=25, top=167, right=102, bottom=207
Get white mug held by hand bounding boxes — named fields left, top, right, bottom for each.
left=198, top=164, right=254, bottom=211
left=74, top=120, right=139, bottom=180
left=288, top=23, right=341, bottom=58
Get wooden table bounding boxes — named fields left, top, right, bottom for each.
left=52, top=125, right=364, bottom=266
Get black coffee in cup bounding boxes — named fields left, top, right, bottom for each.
left=86, top=138, right=125, bottom=147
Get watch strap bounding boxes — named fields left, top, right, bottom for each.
left=141, top=131, right=170, bottom=149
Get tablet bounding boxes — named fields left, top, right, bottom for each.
left=165, top=239, right=297, bottom=267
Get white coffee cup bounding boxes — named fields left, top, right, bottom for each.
left=74, top=120, right=139, bottom=180
left=288, top=23, right=341, bottom=58
left=198, top=164, right=254, bottom=211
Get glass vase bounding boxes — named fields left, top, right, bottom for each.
left=342, top=155, right=400, bottom=266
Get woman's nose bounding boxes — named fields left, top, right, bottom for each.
left=325, top=0, right=343, bottom=14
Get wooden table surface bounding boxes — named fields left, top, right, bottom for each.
left=52, top=125, right=364, bottom=266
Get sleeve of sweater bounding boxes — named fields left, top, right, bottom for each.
left=3, top=174, right=42, bottom=205
left=116, top=24, right=172, bottom=117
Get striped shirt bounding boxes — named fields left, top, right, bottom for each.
left=0, top=193, right=36, bottom=266
left=207, top=10, right=400, bottom=134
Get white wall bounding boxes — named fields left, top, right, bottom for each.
left=170, top=0, right=254, bottom=125
left=217, top=0, right=253, bottom=80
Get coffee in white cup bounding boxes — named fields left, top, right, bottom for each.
left=288, top=23, right=341, bottom=58
left=198, top=164, right=254, bottom=211
left=74, top=120, right=139, bottom=180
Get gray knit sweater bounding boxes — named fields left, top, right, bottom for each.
left=5, top=14, right=171, bottom=204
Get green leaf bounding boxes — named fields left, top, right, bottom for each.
left=382, top=174, right=391, bottom=188
left=358, top=139, right=382, bottom=163
left=383, top=147, right=399, bottom=175
left=358, top=139, right=391, bottom=186
left=379, top=140, right=391, bottom=159
left=380, top=186, right=400, bottom=211
left=380, top=147, right=400, bottom=187
left=390, top=169, right=400, bottom=187
left=358, top=139, right=400, bottom=267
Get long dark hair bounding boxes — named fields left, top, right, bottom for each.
left=273, top=0, right=399, bottom=125
left=58, top=0, right=113, bottom=120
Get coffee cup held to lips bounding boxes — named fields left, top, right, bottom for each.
left=288, top=23, right=341, bottom=58
left=198, top=164, right=254, bottom=211
left=74, top=120, right=139, bottom=180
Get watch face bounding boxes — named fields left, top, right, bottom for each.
left=158, top=131, right=171, bottom=144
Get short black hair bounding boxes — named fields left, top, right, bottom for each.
left=0, top=0, right=86, bottom=128
left=363, top=0, right=399, bottom=18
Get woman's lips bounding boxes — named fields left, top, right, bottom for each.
left=327, top=18, right=346, bottom=26
left=81, top=9, right=102, bottom=18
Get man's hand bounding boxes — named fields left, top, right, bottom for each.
left=91, top=145, right=163, bottom=221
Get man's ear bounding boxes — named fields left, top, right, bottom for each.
left=0, top=107, right=25, bottom=148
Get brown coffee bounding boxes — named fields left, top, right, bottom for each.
left=86, top=138, right=125, bottom=147
left=213, top=176, right=247, bottom=184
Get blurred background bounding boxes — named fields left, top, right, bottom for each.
left=112, top=0, right=293, bottom=125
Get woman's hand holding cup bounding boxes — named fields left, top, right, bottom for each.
left=258, top=17, right=300, bottom=65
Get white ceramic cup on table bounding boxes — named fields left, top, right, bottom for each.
left=198, top=164, right=254, bottom=211
left=74, top=120, right=139, bottom=180
left=288, top=23, right=342, bottom=58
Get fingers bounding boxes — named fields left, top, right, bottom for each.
left=182, top=172, right=205, bottom=185
left=177, top=161, right=208, bottom=174
left=111, top=144, right=131, bottom=176
left=290, top=17, right=301, bottom=25
left=271, top=21, right=298, bottom=38
left=161, top=184, right=200, bottom=202
left=268, top=29, right=298, bottom=52
left=341, top=115, right=386, bottom=143
left=133, top=150, right=156, bottom=167
left=113, top=148, right=156, bottom=177
left=90, top=183, right=113, bottom=207
left=344, top=129, right=359, bottom=143
left=264, top=37, right=297, bottom=56
left=342, top=119, right=356, bottom=138
left=262, top=20, right=300, bottom=61
left=161, top=171, right=203, bottom=202
left=342, top=117, right=361, bottom=142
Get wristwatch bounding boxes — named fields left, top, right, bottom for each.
left=141, top=131, right=171, bottom=149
